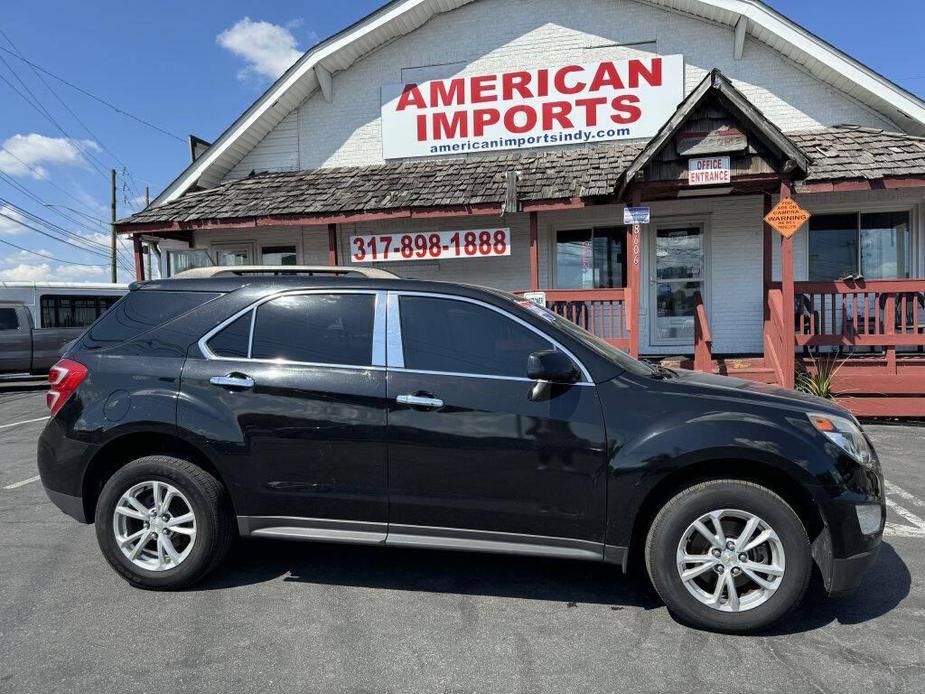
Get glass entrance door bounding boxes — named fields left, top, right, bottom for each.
left=650, top=226, right=705, bottom=344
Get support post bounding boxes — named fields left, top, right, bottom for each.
left=143, top=187, right=153, bottom=280
left=111, top=169, right=118, bottom=283
left=625, top=189, right=643, bottom=358
left=132, top=235, right=145, bottom=281
left=779, top=180, right=796, bottom=389
left=762, top=193, right=773, bottom=360
left=529, top=211, right=539, bottom=290
left=327, top=223, right=338, bottom=266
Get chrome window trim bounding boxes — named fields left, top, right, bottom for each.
left=197, top=289, right=386, bottom=370
left=246, top=307, right=256, bottom=358
left=385, top=291, right=405, bottom=368
left=389, top=366, right=594, bottom=386
left=389, top=291, right=594, bottom=384
left=371, top=292, right=387, bottom=367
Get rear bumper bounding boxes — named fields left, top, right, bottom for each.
left=43, top=486, right=89, bottom=523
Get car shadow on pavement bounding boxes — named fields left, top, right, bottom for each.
left=759, top=542, right=910, bottom=636
left=198, top=539, right=910, bottom=627
left=199, top=538, right=663, bottom=609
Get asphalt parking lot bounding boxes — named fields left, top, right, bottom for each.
left=1, top=388, right=923, bottom=694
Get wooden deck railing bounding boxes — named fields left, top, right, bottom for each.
left=516, top=289, right=631, bottom=351
left=793, top=280, right=925, bottom=348
left=793, top=280, right=925, bottom=373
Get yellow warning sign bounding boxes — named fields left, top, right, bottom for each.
left=764, top=198, right=811, bottom=238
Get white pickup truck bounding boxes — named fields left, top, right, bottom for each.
left=0, top=282, right=126, bottom=376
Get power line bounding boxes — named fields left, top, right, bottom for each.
left=0, top=173, right=107, bottom=236
left=0, top=43, right=184, bottom=143
left=0, top=236, right=107, bottom=267
left=6, top=203, right=135, bottom=271
left=0, top=207, right=132, bottom=270
left=0, top=143, right=104, bottom=217
left=0, top=29, right=146, bottom=201
left=0, top=58, right=113, bottom=184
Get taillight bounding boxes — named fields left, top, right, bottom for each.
left=47, top=359, right=88, bottom=416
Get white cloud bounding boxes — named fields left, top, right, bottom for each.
left=0, top=259, right=106, bottom=282
left=217, top=17, right=304, bottom=81
left=0, top=205, right=27, bottom=235
left=0, top=133, right=101, bottom=179
left=0, top=248, right=108, bottom=282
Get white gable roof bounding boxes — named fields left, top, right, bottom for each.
left=152, top=0, right=925, bottom=207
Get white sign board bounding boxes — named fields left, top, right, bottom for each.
left=688, top=156, right=731, bottom=186
left=624, top=207, right=651, bottom=225
left=381, top=55, right=685, bottom=159
left=521, top=292, right=547, bottom=306
left=350, top=229, right=511, bottom=263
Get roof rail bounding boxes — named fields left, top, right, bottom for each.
left=172, top=265, right=400, bottom=279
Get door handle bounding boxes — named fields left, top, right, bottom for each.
left=397, top=394, right=444, bottom=409
left=210, top=374, right=255, bottom=389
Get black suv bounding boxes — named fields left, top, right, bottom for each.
left=38, top=268, right=884, bottom=633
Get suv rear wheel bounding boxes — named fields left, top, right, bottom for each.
left=95, top=456, right=234, bottom=589
left=645, top=479, right=811, bottom=633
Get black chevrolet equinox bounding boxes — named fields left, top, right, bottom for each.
left=37, top=267, right=885, bottom=633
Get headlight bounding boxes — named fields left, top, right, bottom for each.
left=807, top=412, right=874, bottom=467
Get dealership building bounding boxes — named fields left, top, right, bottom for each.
left=117, top=0, right=925, bottom=416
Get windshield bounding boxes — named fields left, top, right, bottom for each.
left=500, top=293, right=655, bottom=378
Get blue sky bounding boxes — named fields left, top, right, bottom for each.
left=0, top=0, right=923, bottom=282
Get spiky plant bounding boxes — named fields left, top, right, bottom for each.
left=795, top=350, right=846, bottom=399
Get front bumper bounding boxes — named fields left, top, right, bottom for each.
left=828, top=546, right=881, bottom=596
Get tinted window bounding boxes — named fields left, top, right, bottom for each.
left=80, top=291, right=218, bottom=350
left=207, top=313, right=252, bottom=358
left=809, top=214, right=858, bottom=280
left=251, top=293, right=374, bottom=365
left=0, top=308, right=18, bottom=330
left=261, top=246, right=297, bottom=266
left=40, top=294, right=120, bottom=328
left=556, top=227, right=625, bottom=289
left=399, top=296, right=552, bottom=378
left=861, top=211, right=910, bottom=280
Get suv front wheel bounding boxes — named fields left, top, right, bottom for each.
left=645, top=479, right=811, bottom=633
left=95, top=456, right=235, bottom=589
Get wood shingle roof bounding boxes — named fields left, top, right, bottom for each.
left=119, top=126, right=925, bottom=230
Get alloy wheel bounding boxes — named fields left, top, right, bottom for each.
left=113, top=480, right=197, bottom=571
left=676, top=508, right=785, bottom=612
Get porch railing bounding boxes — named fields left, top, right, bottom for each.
left=693, top=290, right=713, bottom=372
left=764, top=285, right=792, bottom=387
left=791, top=279, right=925, bottom=381
left=792, top=280, right=925, bottom=349
left=516, top=289, right=631, bottom=351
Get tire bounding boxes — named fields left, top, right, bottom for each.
left=645, top=479, right=811, bottom=633
left=95, top=455, right=235, bottom=590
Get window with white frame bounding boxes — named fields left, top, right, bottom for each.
left=167, top=249, right=211, bottom=276
left=808, top=211, right=911, bottom=280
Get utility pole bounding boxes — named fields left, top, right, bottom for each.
left=110, top=169, right=117, bottom=283
left=144, top=187, right=152, bottom=280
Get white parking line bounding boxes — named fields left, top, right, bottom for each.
left=885, top=480, right=925, bottom=538
left=0, top=416, right=49, bottom=430
left=885, top=480, right=924, bottom=508
left=2, top=475, right=40, bottom=490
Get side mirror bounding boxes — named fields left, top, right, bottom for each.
left=526, top=349, right=580, bottom=384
